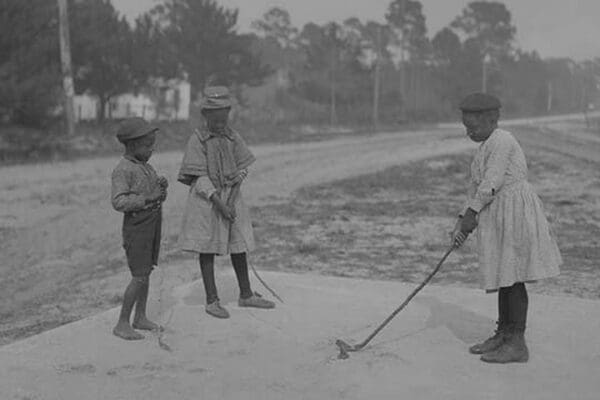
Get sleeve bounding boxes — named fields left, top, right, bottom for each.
left=459, top=182, right=477, bottom=217
left=466, top=135, right=512, bottom=213
left=177, top=133, right=209, bottom=185
left=193, top=176, right=217, bottom=200
left=111, top=168, right=146, bottom=212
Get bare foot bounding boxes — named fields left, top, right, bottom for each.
left=132, top=318, right=163, bottom=332
left=113, top=322, right=145, bottom=340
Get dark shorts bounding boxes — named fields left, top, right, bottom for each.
left=122, top=207, right=162, bottom=277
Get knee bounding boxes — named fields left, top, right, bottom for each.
left=199, top=253, right=215, bottom=261
left=199, top=253, right=215, bottom=268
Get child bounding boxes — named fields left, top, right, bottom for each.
left=451, top=93, right=562, bottom=363
left=111, top=117, right=168, bottom=340
left=178, top=86, right=275, bottom=319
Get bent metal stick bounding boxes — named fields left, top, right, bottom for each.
left=336, top=245, right=455, bottom=359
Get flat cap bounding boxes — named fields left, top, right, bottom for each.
left=200, top=86, right=232, bottom=110
left=459, top=92, right=501, bottom=112
left=116, top=117, right=158, bottom=143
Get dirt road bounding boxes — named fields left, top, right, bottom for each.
left=0, top=127, right=472, bottom=343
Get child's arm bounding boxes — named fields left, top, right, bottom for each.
left=111, top=169, right=161, bottom=212
left=157, top=176, right=168, bottom=202
left=193, top=176, right=235, bottom=221
left=210, top=192, right=235, bottom=222
left=467, top=134, right=512, bottom=213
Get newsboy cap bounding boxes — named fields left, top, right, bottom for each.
left=200, top=86, right=232, bottom=110
left=459, top=93, right=501, bottom=112
left=116, top=117, right=158, bottom=143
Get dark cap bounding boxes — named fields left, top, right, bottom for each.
left=459, top=93, right=501, bottom=112
left=116, top=117, right=158, bottom=143
left=200, top=86, right=232, bottom=110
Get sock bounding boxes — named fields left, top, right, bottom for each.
left=508, top=282, right=528, bottom=333
left=498, top=286, right=510, bottom=329
left=199, top=253, right=219, bottom=304
left=231, top=253, right=252, bottom=299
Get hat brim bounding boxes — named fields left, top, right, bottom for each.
left=460, top=107, right=501, bottom=113
left=117, top=126, right=159, bottom=143
left=200, top=96, right=232, bottom=110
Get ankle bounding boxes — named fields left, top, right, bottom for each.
left=240, top=291, right=253, bottom=300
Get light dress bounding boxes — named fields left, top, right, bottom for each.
left=462, top=129, right=562, bottom=291
left=178, top=127, right=255, bottom=255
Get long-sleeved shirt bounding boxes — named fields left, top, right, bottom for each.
left=111, top=155, right=161, bottom=213
left=461, top=128, right=528, bottom=215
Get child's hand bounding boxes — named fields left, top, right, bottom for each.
left=230, top=169, right=248, bottom=186
left=159, top=186, right=168, bottom=203
left=453, top=231, right=469, bottom=248
left=211, top=195, right=236, bottom=222
left=460, top=208, right=478, bottom=234
left=158, top=176, right=169, bottom=189
left=146, top=186, right=163, bottom=205
left=218, top=203, right=236, bottom=222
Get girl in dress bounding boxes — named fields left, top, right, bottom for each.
left=178, top=86, right=275, bottom=319
left=452, top=93, right=562, bottom=363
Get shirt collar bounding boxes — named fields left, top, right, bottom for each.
left=196, top=126, right=234, bottom=142
left=124, top=154, right=144, bottom=164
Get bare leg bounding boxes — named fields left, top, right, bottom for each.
left=132, top=276, right=161, bottom=331
left=113, top=278, right=145, bottom=340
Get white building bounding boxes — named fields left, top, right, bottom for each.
left=74, top=79, right=191, bottom=122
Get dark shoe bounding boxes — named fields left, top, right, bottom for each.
left=205, top=301, right=230, bottom=319
left=480, top=331, right=529, bottom=363
left=238, top=292, right=275, bottom=309
left=469, top=323, right=507, bottom=354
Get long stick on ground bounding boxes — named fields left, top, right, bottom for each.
left=336, top=245, right=455, bottom=359
left=227, top=183, right=284, bottom=303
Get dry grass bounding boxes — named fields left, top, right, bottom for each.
left=250, top=149, right=600, bottom=299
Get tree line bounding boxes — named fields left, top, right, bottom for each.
left=1, top=0, right=269, bottom=127
left=254, top=1, right=600, bottom=124
left=1, top=0, right=599, bottom=130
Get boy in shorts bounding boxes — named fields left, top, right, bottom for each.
left=111, top=117, right=168, bottom=340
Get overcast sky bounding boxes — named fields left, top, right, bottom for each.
left=112, top=0, right=600, bottom=61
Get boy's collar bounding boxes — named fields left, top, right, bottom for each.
left=124, top=154, right=144, bottom=163
left=196, top=126, right=234, bottom=142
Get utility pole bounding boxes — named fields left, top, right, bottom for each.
left=546, top=81, right=553, bottom=113
left=329, top=25, right=338, bottom=126
left=372, top=25, right=381, bottom=130
left=481, top=53, right=491, bottom=94
left=57, top=0, right=76, bottom=136
left=398, top=0, right=406, bottom=120
left=330, top=47, right=337, bottom=126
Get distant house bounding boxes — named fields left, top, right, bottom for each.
left=74, top=79, right=191, bottom=122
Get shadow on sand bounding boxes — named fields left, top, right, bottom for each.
left=417, top=296, right=494, bottom=344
